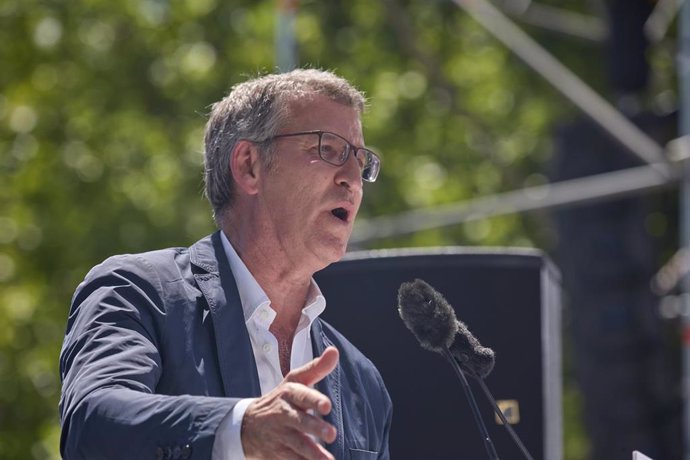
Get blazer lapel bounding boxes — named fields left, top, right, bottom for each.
left=190, top=231, right=261, bottom=398
left=312, top=320, right=345, bottom=459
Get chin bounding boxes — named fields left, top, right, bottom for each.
left=313, top=240, right=348, bottom=269
left=323, top=245, right=347, bottom=265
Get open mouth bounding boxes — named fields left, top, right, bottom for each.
left=331, top=207, right=349, bottom=222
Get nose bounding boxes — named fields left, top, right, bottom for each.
left=335, top=150, right=363, bottom=192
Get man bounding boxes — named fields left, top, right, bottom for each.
left=59, top=69, right=392, bottom=460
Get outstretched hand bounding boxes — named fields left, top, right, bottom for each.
left=241, top=346, right=339, bottom=460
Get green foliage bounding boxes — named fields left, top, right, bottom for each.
left=0, top=0, right=676, bottom=458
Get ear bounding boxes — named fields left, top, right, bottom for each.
left=229, top=140, right=261, bottom=196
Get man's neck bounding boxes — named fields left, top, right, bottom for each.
left=221, top=225, right=311, bottom=331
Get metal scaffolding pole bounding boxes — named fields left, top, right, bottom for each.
left=451, top=0, right=671, bottom=175
left=680, top=1, right=690, bottom=458
left=276, top=0, right=298, bottom=72
left=351, top=0, right=685, bottom=246
left=500, top=1, right=608, bottom=42
left=351, top=163, right=679, bottom=245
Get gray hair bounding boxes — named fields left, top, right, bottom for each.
left=203, top=68, right=367, bottom=223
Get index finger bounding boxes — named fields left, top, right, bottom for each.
left=285, top=346, right=339, bottom=387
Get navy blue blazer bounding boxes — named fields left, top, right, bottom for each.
left=59, top=232, right=392, bottom=459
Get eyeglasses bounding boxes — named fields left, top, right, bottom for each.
left=268, top=130, right=381, bottom=182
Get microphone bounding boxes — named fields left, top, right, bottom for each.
left=397, top=279, right=459, bottom=353
left=450, top=320, right=495, bottom=379
left=398, top=279, right=500, bottom=460
left=397, top=278, right=495, bottom=377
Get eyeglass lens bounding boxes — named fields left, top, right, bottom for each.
left=320, top=132, right=379, bottom=182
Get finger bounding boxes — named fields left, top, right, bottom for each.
left=242, top=402, right=334, bottom=460
left=285, top=346, right=339, bottom=387
left=285, top=406, right=337, bottom=444
left=285, top=431, right=336, bottom=460
left=283, top=382, right=332, bottom=416
left=267, top=448, right=303, bottom=460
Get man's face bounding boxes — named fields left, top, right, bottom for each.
left=256, top=95, right=365, bottom=272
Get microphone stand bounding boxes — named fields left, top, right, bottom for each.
left=442, top=347, right=500, bottom=460
left=469, top=373, right=535, bottom=460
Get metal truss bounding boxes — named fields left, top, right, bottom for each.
left=353, top=0, right=682, bottom=245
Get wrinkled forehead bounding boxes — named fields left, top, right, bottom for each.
left=276, top=81, right=365, bottom=112
left=278, top=90, right=363, bottom=117
left=280, top=93, right=364, bottom=143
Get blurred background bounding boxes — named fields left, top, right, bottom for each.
left=0, top=0, right=684, bottom=458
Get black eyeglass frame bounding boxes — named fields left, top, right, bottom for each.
left=266, top=130, right=381, bottom=182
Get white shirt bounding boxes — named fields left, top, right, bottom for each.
left=212, top=232, right=327, bottom=460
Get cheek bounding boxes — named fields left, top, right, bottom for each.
left=281, top=186, right=320, bottom=219
left=353, top=191, right=364, bottom=212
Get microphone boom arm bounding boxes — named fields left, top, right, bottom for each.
left=442, top=347, right=500, bottom=460
left=471, top=374, right=535, bottom=460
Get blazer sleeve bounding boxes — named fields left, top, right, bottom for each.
left=59, top=254, right=237, bottom=460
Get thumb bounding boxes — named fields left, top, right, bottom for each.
left=285, top=346, right=339, bottom=386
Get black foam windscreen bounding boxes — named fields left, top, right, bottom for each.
left=397, top=278, right=459, bottom=353
left=315, top=247, right=562, bottom=460
left=449, top=320, right=496, bottom=379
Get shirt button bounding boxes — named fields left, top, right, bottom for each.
left=262, top=343, right=271, bottom=353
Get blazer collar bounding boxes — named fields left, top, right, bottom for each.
left=312, top=320, right=345, bottom=459
left=190, top=231, right=261, bottom=398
